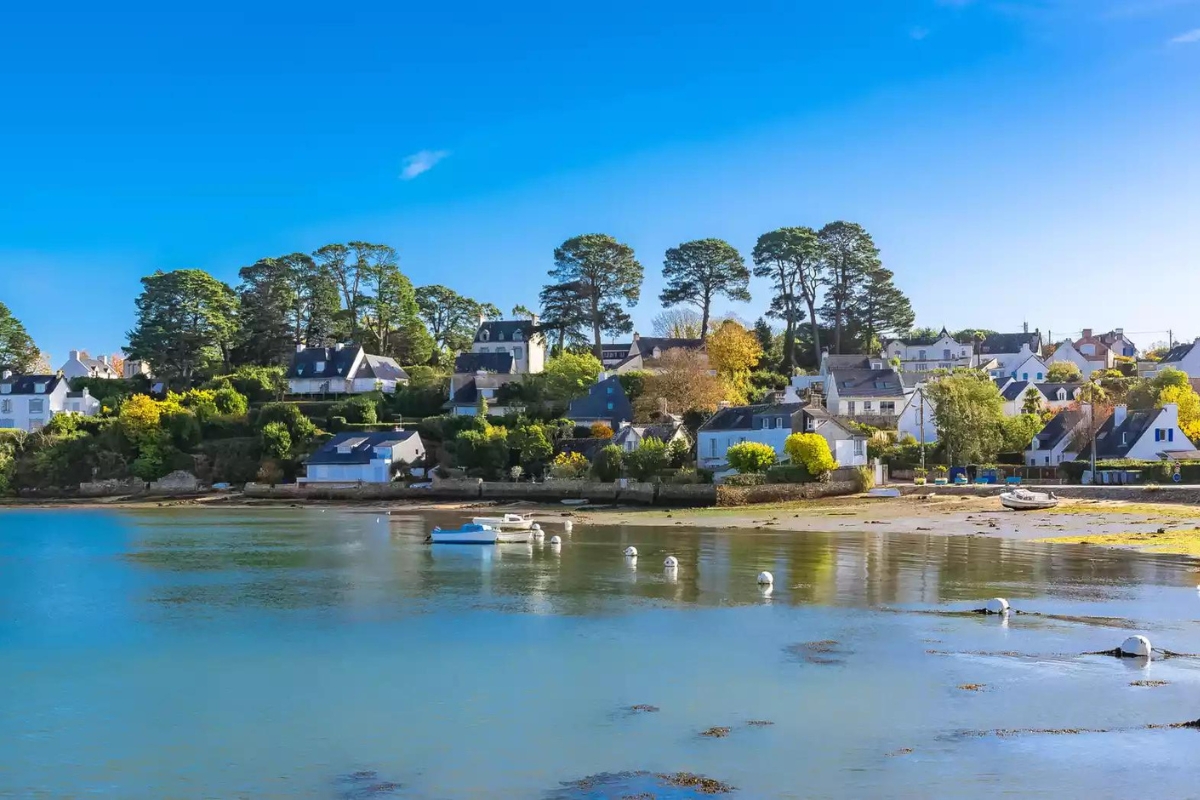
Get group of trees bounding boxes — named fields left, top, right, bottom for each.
left=537, top=223, right=913, bottom=371
left=0, top=301, right=48, bottom=373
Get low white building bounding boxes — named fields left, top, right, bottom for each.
left=1025, top=408, right=1089, bottom=467
left=0, top=372, right=98, bottom=431
left=824, top=367, right=907, bottom=419
left=896, top=387, right=938, bottom=444
left=985, top=343, right=1048, bottom=383
left=1082, top=403, right=1192, bottom=461
left=299, top=430, right=425, bottom=484
left=697, top=402, right=804, bottom=472
left=286, top=344, right=408, bottom=395
left=795, top=405, right=868, bottom=467
left=883, top=328, right=976, bottom=373
left=59, top=350, right=120, bottom=381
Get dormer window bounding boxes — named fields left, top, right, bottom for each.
left=316, top=361, right=326, bottom=373
left=480, top=329, right=490, bottom=342
left=513, top=330, right=523, bottom=341
left=1057, top=389, right=1067, bottom=401
left=35, top=383, right=46, bottom=394
left=498, top=331, right=506, bottom=341
left=652, top=347, right=661, bottom=358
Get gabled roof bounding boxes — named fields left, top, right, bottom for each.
left=555, top=437, right=610, bottom=460
left=72, top=354, right=120, bottom=377
left=446, top=373, right=524, bottom=406
left=475, top=320, right=537, bottom=344
left=1090, top=409, right=1159, bottom=459
left=613, top=419, right=688, bottom=445
left=356, top=354, right=408, bottom=383
left=0, top=374, right=65, bottom=395
left=800, top=404, right=866, bottom=440
left=286, top=345, right=362, bottom=379
left=566, top=376, right=634, bottom=426
left=828, top=369, right=906, bottom=398
left=1162, top=341, right=1196, bottom=364
left=700, top=402, right=805, bottom=431
left=1035, top=382, right=1084, bottom=398
left=823, top=354, right=876, bottom=370
left=890, top=327, right=967, bottom=347
left=1001, top=381, right=1039, bottom=402
left=1031, top=408, right=1088, bottom=451
left=978, top=332, right=1040, bottom=355
left=454, top=352, right=514, bottom=374
left=306, top=431, right=419, bottom=465
left=632, top=337, right=704, bottom=356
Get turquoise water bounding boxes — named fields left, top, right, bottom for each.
left=3, top=507, right=1200, bottom=799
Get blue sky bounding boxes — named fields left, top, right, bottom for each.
left=3, top=0, right=1199, bottom=362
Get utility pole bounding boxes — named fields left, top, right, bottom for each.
left=1088, top=401, right=1097, bottom=483
left=918, top=391, right=927, bottom=473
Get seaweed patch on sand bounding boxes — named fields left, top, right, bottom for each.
left=547, top=770, right=735, bottom=798
left=335, top=770, right=403, bottom=799
left=785, top=639, right=850, bottom=666
left=699, top=726, right=732, bottom=738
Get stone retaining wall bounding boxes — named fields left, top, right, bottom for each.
left=895, top=483, right=1200, bottom=505
left=716, top=480, right=858, bottom=507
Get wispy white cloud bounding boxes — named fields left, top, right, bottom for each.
left=400, top=149, right=450, bottom=180
left=1169, top=26, right=1200, bottom=42
left=909, top=25, right=931, bottom=39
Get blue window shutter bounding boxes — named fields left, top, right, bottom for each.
left=1169, top=429, right=1174, bottom=442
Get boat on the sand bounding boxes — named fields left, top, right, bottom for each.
left=999, top=489, right=1059, bottom=511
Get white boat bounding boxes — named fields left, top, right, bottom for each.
left=471, top=513, right=533, bottom=530
left=428, top=523, right=497, bottom=544
left=494, top=528, right=533, bottom=544
left=1000, top=489, right=1059, bottom=511
left=867, top=487, right=901, bottom=498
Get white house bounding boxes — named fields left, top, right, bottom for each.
left=1076, top=328, right=1137, bottom=360
left=0, top=372, right=98, bottom=431
left=286, top=344, right=408, bottom=395
left=883, top=328, right=976, bottom=373
left=896, top=387, right=938, bottom=444
left=986, top=343, right=1048, bottom=383
left=1150, top=338, right=1200, bottom=379
left=611, top=417, right=690, bottom=452
left=123, top=358, right=152, bottom=379
left=1046, top=340, right=1105, bottom=379
left=1083, top=403, right=1192, bottom=461
left=1025, top=408, right=1089, bottom=467
left=445, top=371, right=527, bottom=417
left=299, top=430, right=425, bottom=484
left=795, top=405, right=868, bottom=467
left=59, top=350, right=120, bottom=381
left=824, top=367, right=907, bottom=419
left=697, top=402, right=804, bottom=472
left=1000, top=382, right=1083, bottom=417
left=469, top=318, right=546, bottom=375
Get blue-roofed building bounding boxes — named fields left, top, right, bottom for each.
left=566, top=375, right=633, bottom=429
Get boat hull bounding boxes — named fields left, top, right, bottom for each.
left=999, top=491, right=1059, bottom=511
left=472, top=517, right=533, bottom=531
left=429, top=523, right=498, bottom=544
left=495, top=529, right=533, bottom=543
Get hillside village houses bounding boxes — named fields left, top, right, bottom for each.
left=607, top=334, right=706, bottom=373
left=446, top=317, right=547, bottom=416
left=697, top=400, right=868, bottom=476
left=883, top=328, right=977, bottom=372
left=1024, top=408, right=1089, bottom=467
left=286, top=343, right=408, bottom=395
left=1, top=371, right=99, bottom=432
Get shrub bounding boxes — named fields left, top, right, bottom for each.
left=327, top=415, right=348, bottom=433
left=259, top=422, right=292, bottom=460
left=256, top=403, right=318, bottom=442
left=590, top=422, right=614, bottom=439
left=852, top=466, right=875, bottom=493
left=162, top=410, right=202, bottom=451
left=592, top=444, right=624, bottom=482
left=726, top=441, right=777, bottom=473
left=213, top=387, right=249, bottom=416
left=510, top=424, right=553, bottom=471
left=200, top=414, right=256, bottom=439
left=667, top=437, right=691, bottom=468
left=667, top=467, right=701, bottom=484
left=723, top=472, right=766, bottom=486
left=454, top=424, right=510, bottom=479
left=625, top=437, right=670, bottom=482
left=197, top=437, right=261, bottom=484
left=784, top=433, right=836, bottom=477
left=330, top=395, right=379, bottom=425
left=765, top=464, right=811, bottom=484
left=549, top=451, right=589, bottom=480
left=208, top=365, right=285, bottom=403
left=257, top=458, right=284, bottom=486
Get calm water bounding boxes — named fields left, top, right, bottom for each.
left=3, top=508, right=1200, bottom=799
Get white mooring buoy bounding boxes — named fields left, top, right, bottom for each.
left=533, top=524, right=545, bottom=540
left=757, top=571, right=774, bottom=586
left=549, top=535, right=562, bottom=545
left=664, top=556, right=679, bottom=569
left=1121, top=635, right=1152, bottom=658
left=564, top=520, right=574, bottom=532
left=624, top=547, right=638, bottom=557
left=985, top=598, right=1010, bottom=615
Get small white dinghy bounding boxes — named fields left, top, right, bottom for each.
left=428, top=523, right=497, bottom=545
left=471, top=513, right=533, bottom=531
left=494, top=527, right=533, bottom=544
left=999, top=488, right=1059, bottom=511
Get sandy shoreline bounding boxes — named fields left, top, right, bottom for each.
left=5, top=493, right=1200, bottom=558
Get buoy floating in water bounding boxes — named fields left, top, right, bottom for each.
left=664, top=556, right=679, bottom=569
left=985, top=598, right=1010, bottom=615
left=757, top=571, right=774, bottom=586
left=624, top=547, right=638, bottom=557
left=564, top=520, right=574, bottom=532
left=1121, top=635, right=1152, bottom=658
left=549, top=535, right=562, bottom=545
left=533, top=524, right=545, bottom=540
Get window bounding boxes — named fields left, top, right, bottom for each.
left=478, top=346, right=489, bottom=352
left=498, top=331, right=506, bottom=341
left=918, top=350, right=927, bottom=360
left=863, top=401, right=873, bottom=412
left=1045, top=456, right=1050, bottom=465
left=0, top=419, right=13, bottom=428
left=0, top=399, right=9, bottom=413
left=1022, top=373, right=1029, bottom=381
left=880, top=401, right=896, bottom=414
left=29, top=399, right=44, bottom=414
left=1081, top=344, right=1094, bottom=355
left=710, top=439, right=717, bottom=457
left=34, top=383, right=45, bottom=393
left=916, top=363, right=927, bottom=372
left=494, top=346, right=506, bottom=353
left=606, top=386, right=613, bottom=394
left=480, top=329, right=490, bottom=341
left=607, top=402, right=614, bottom=410
left=853, top=440, right=865, bottom=456
left=1057, top=389, right=1067, bottom=401
left=315, top=361, right=326, bottom=373
left=513, top=330, right=523, bottom=341
left=512, top=347, right=523, bottom=360
left=847, top=401, right=856, bottom=415
left=943, top=349, right=951, bottom=359
left=1036, top=372, right=1043, bottom=381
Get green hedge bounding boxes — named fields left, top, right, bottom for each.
left=1058, top=459, right=1200, bottom=484
left=765, top=465, right=812, bottom=484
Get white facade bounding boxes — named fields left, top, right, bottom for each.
left=60, top=350, right=120, bottom=381
left=287, top=345, right=407, bottom=395
left=795, top=411, right=867, bottom=466
left=1047, top=341, right=1102, bottom=379
left=896, top=388, right=938, bottom=444
left=299, top=432, right=425, bottom=484
left=883, top=332, right=976, bottom=373
left=698, top=424, right=793, bottom=471
left=0, top=374, right=92, bottom=431
left=1112, top=404, right=1190, bottom=461
left=824, top=380, right=906, bottom=418
left=1152, top=338, right=1200, bottom=378
left=988, top=345, right=1048, bottom=382
left=471, top=319, right=546, bottom=375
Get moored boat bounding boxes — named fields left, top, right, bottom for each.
left=999, top=489, right=1059, bottom=511
left=494, top=528, right=533, bottom=543
left=428, top=523, right=498, bottom=544
left=471, top=513, right=533, bottom=530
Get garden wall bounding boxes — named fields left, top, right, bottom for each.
left=716, top=479, right=858, bottom=506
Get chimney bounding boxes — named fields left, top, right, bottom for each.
left=530, top=313, right=539, bottom=326
left=296, top=343, right=305, bottom=353
left=1, top=369, right=11, bottom=380
left=1114, top=328, right=1123, bottom=336
left=1113, top=404, right=1127, bottom=429
left=334, top=342, right=344, bottom=351
left=1082, top=328, right=1093, bottom=339
left=596, top=370, right=608, bottom=383
left=98, top=355, right=108, bottom=365
left=69, top=350, right=80, bottom=361
left=633, top=332, right=640, bottom=342
left=1023, top=321, right=1029, bottom=335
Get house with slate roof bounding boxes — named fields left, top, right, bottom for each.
left=566, top=375, right=633, bottom=429
left=600, top=342, right=634, bottom=368
left=607, top=334, right=706, bottom=373
left=0, top=371, right=98, bottom=431
left=883, top=328, right=977, bottom=373
left=1079, top=403, right=1192, bottom=461
left=697, top=402, right=805, bottom=472
left=1000, top=381, right=1084, bottom=417
left=611, top=416, right=690, bottom=453
left=468, top=318, right=546, bottom=375
left=794, top=404, right=868, bottom=466
left=299, top=430, right=426, bottom=484
left=1077, top=328, right=1138, bottom=360
left=1149, top=338, right=1200, bottom=378
left=286, top=343, right=408, bottom=395
left=1046, top=340, right=1108, bottom=379
left=824, top=367, right=907, bottom=420
left=59, top=350, right=121, bottom=381
left=1024, top=408, right=1090, bottom=467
